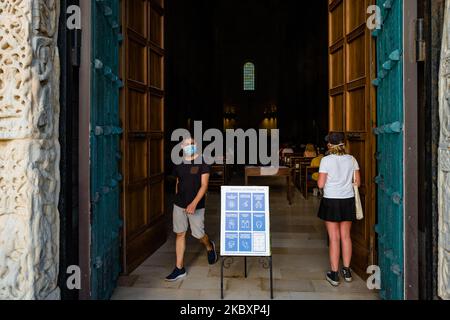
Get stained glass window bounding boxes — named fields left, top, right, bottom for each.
left=243, top=62, right=255, bottom=91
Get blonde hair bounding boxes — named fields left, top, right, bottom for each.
left=305, top=144, right=315, bottom=153
left=328, top=144, right=347, bottom=156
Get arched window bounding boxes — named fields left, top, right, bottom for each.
left=243, top=62, right=255, bottom=91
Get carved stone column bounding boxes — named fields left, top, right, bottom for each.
left=439, top=0, right=450, bottom=300
left=0, top=0, right=60, bottom=300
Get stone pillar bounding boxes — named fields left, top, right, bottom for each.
left=439, top=0, right=450, bottom=300
left=0, top=0, right=60, bottom=300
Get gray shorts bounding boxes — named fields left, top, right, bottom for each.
left=173, top=204, right=205, bottom=239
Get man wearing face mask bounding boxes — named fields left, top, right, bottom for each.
left=166, top=138, right=218, bottom=282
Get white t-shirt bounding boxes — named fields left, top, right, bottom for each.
left=319, top=154, right=360, bottom=199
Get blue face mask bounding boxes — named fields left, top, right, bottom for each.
left=183, top=145, right=197, bottom=156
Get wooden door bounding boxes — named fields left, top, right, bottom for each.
left=120, top=0, right=166, bottom=274
left=328, top=0, right=377, bottom=278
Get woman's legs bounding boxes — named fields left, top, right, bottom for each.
left=325, top=222, right=341, bottom=272
left=339, top=221, right=353, bottom=268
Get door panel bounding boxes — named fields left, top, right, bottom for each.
left=328, top=0, right=377, bottom=279
left=90, top=0, right=122, bottom=299
left=373, top=0, right=404, bottom=300
left=121, top=0, right=166, bottom=274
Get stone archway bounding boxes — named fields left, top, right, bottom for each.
left=0, top=0, right=60, bottom=300
left=438, top=0, right=450, bottom=301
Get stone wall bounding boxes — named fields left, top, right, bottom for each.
left=439, top=0, right=450, bottom=301
left=0, top=0, right=60, bottom=300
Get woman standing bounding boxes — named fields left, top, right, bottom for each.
left=317, top=132, right=361, bottom=287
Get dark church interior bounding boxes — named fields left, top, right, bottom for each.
left=165, top=0, right=329, bottom=158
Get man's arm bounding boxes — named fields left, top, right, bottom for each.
left=185, top=173, right=210, bottom=214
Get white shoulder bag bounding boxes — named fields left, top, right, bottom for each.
left=353, top=157, right=364, bottom=220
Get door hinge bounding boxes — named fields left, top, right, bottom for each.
left=415, top=18, right=426, bottom=62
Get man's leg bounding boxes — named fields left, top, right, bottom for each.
left=189, top=208, right=218, bottom=264
left=199, top=234, right=213, bottom=251
left=188, top=208, right=209, bottom=248
left=173, top=205, right=189, bottom=268
left=176, top=232, right=187, bottom=269
left=166, top=205, right=189, bottom=281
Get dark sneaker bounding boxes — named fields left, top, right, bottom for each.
left=326, top=271, right=340, bottom=287
left=165, top=267, right=187, bottom=282
left=341, top=267, right=353, bottom=282
left=207, top=240, right=218, bottom=265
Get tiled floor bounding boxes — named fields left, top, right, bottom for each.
left=112, top=175, right=379, bottom=300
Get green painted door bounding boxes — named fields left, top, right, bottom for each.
left=372, top=0, right=404, bottom=300
left=90, top=0, right=123, bottom=300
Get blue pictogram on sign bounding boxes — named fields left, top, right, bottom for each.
left=239, top=193, right=252, bottom=211
left=252, top=193, right=265, bottom=212
left=226, top=193, right=238, bottom=211
left=253, top=213, right=266, bottom=232
left=225, top=213, right=238, bottom=231
left=239, top=233, right=252, bottom=252
left=225, top=233, right=238, bottom=252
left=239, top=213, right=252, bottom=231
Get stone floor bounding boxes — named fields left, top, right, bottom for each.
left=112, top=175, right=379, bottom=300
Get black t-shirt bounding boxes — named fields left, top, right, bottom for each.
left=173, top=158, right=211, bottom=209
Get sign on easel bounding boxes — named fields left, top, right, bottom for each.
left=220, top=186, right=271, bottom=257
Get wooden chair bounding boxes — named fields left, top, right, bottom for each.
left=209, top=164, right=227, bottom=190
left=289, top=156, right=302, bottom=188
left=282, top=153, right=303, bottom=167
left=302, top=166, right=319, bottom=199
left=293, top=157, right=315, bottom=189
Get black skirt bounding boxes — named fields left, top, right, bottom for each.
left=318, top=197, right=356, bottom=222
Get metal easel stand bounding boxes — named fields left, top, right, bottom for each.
left=220, top=256, right=274, bottom=300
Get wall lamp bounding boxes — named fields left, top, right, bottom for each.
left=224, top=106, right=237, bottom=120
left=264, top=105, right=278, bottom=119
